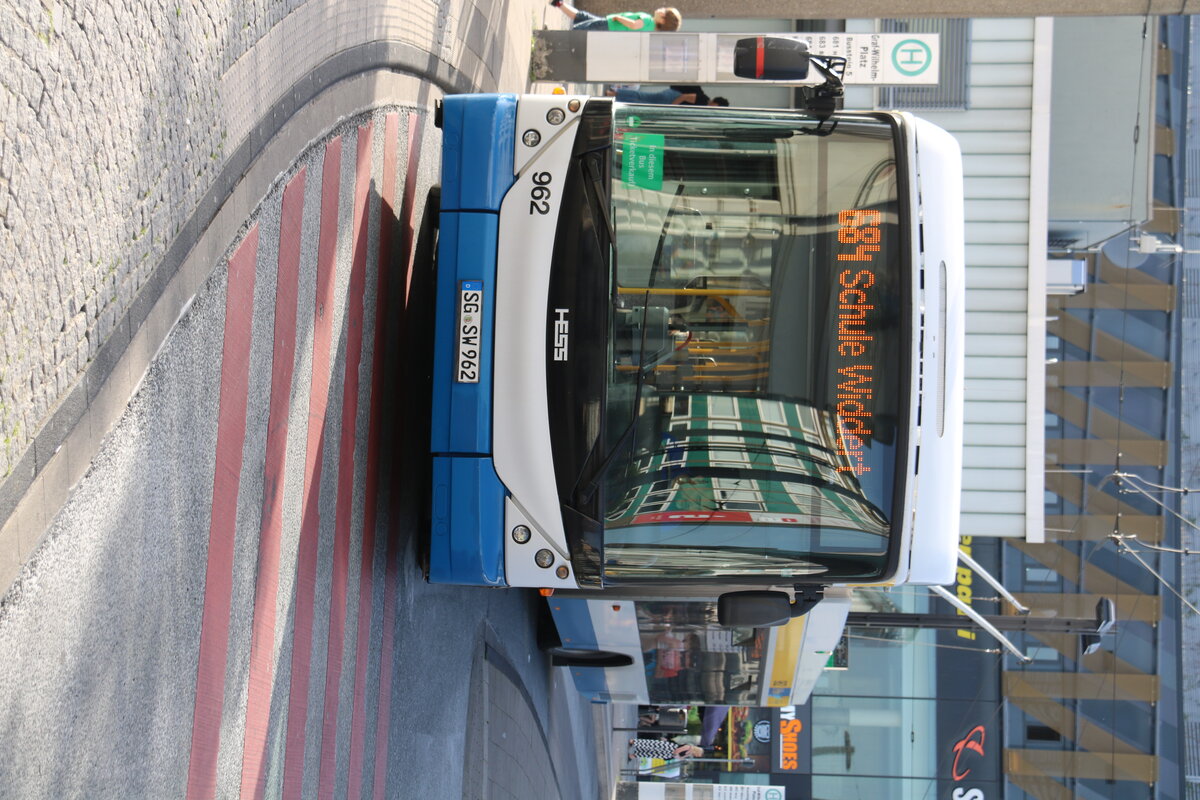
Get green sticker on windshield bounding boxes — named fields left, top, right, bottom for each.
left=622, top=132, right=664, bottom=191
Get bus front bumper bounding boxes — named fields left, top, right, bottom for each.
left=428, top=97, right=516, bottom=587
left=429, top=456, right=506, bottom=586
left=428, top=210, right=506, bottom=588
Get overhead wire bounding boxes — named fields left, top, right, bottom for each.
left=1112, top=532, right=1200, bottom=557
left=1111, top=470, right=1200, bottom=536
left=1114, top=535, right=1200, bottom=616
left=1112, top=470, right=1200, bottom=494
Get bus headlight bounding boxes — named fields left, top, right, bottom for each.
left=522, top=129, right=541, bottom=147
left=534, top=549, right=555, bottom=568
left=546, top=108, right=566, bottom=125
left=511, top=525, right=532, bottom=544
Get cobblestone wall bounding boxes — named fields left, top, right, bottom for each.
left=1, top=2, right=298, bottom=478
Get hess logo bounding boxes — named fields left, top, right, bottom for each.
left=552, top=308, right=570, bottom=361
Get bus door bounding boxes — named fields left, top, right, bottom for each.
left=547, top=596, right=772, bottom=706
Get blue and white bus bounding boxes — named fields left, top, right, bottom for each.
left=429, top=88, right=965, bottom=706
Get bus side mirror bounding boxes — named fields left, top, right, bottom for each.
left=732, top=37, right=811, bottom=81
left=718, top=589, right=823, bottom=627
left=731, top=37, right=846, bottom=118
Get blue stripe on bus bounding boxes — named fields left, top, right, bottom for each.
left=439, top=94, right=517, bottom=212
left=569, top=666, right=612, bottom=701
left=430, top=212, right=496, bottom=455
left=428, top=455, right=507, bottom=586
left=547, top=597, right=600, bottom=648
left=428, top=94, right=517, bottom=590
left=546, top=598, right=612, bottom=701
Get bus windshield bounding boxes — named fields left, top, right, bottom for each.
left=599, top=104, right=907, bottom=583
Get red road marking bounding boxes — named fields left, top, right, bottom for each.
left=282, top=136, right=343, bottom=799
left=238, top=170, right=306, bottom=800
left=372, top=110, right=425, bottom=799
left=186, top=226, right=259, bottom=800
left=317, top=122, right=374, bottom=800
left=345, top=112, right=399, bottom=800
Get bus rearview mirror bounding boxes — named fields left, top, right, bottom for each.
left=718, top=590, right=822, bottom=627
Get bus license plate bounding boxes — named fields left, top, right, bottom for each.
left=456, top=281, right=483, bottom=383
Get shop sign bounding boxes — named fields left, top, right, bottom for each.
left=772, top=706, right=810, bottom=773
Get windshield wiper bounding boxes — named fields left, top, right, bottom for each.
left=650, top=183, right=687, bottom=282
left=564, top=155, right=625, bottom=513
left=722, top=128, right=795, bottom=140
left=582, top=156, right=618, bottom=299
left=573, top=288, right=654, bottom=507
left=577, top=183, right=691, bottom=505
left=571, top=166, right=669, bottom=510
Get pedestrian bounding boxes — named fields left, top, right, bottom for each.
left=607, top=85, right=693, bottom=104
left=606, top=86, right=729, bottom=105
left=670, top=85, right=731, bottom=106
left=628, top=738, right=704, bottom=760
left=550, top=2, right=682, bottom=32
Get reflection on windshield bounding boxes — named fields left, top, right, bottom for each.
left=607, top=543, right=829, bottom=579
left=602, top=104, right=905, bottom=582
left=601, top=395, right=890, bottom=580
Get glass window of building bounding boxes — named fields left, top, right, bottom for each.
left=1024, top=565, right=1060, bottom=585
left=810, top=696, right=938, bottom=779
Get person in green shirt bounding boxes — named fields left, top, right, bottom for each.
left=550, top=2, right=681, bottom=31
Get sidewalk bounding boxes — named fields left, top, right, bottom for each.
left=597, top=701, right=640, bottom=800
left=467, top=639, right=636, bottom=800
